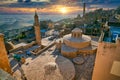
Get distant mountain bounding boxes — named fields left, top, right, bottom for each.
left=0, top=20, right=32, bottom=32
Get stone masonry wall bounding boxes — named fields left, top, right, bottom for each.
left=0, top=34, right=11, bottom=74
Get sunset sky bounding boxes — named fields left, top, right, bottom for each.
left=0, top=0, right=120, bottom=14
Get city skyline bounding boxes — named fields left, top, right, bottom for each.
left=0, top=0, right=120, bottom=14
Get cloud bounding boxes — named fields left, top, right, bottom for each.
left=0, top=0, right=120, bottom=8
left=0, top=0, right=120, bottom=14
left=0, top=2, right=50, bottom=8
left=0, top=0, right=50, bottom=3
left=0, top=4, right=83, bottom=14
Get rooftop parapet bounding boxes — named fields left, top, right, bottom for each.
left=116, top=36, right=120, bottom=46
left=0, top=33, right=4, bottom=38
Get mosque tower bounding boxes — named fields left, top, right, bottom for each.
left=18, top=0, right=23, bottom=2
left=83, top=2, right=86, bottom=16
left=34, top=11, right=41, bottom=45
left=0, top=33, right=11, bottom=74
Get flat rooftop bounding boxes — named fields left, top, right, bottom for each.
left=92, top=42, right=120, bottom=80
left=103, top=26, right=120, bottom=43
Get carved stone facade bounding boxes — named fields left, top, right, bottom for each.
left=0, top=33, right=11, bottom=74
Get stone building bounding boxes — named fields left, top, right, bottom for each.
left=61, top=28, right=97, bottom=58
left=92, top=33, right=120, bottom=80
left=0, top=33, right=11, bottom=74
left=5, top=41, right=15, bottom=52
left=34, top=11, right=41, bottom=45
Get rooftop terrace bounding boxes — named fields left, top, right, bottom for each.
left=103, top=26, right=120, bottom=43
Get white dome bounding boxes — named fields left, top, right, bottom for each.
left=72, top=28, right=82, bottom=33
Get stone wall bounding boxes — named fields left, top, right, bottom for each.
left=116, top=38, right=120, bottom=47
left=78, top=49, right=97, bottom=55
left=9, top=41, right=36, bottom=53
left=92, top=42, right=120, bottom=80
left=31, top=42, right=55, bottom=55
left=61, top=50, right=77, bottom=58
left=64, top=39, right=91, bottom=49
left=61, top=48, right=97, bottom=58
left=23, top=41, right=36, bottom=49
left=34, top=25, right=41, bottom=45
left=0, top=34, right=11, bottom=74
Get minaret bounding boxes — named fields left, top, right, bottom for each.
left=34, top=11, right=41, bottom=45
left=83, top=2, right=86, bottom=16
left=0, top=33, right=11, bottom=74
left=18, top=0, right=23, bottom=2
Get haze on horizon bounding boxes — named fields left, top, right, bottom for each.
left=0, top=0, right=120, bottom=14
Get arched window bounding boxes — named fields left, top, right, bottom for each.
left=78, top=33, right=80, bottom=38
left=80, top=33, right=82, bottom=37
left=76, top=33, right=78, bottom=38
left=74, top=33, right=76, bottom=38
left=72, top=32, right=73, bottom=37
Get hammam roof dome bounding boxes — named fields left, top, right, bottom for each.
left=23, top=55, right=75, bottom=80
left=72, top=28, right=82, bottom=33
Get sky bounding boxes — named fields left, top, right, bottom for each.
left=0, top=0, right=120, bottom=14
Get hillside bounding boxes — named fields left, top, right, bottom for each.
left=0, top=20, right=32, bottom=33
